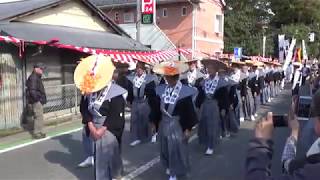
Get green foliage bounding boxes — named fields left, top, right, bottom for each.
left=224, top=0, right=320, bottom=58
left=224, top=0, right=273, bottom=56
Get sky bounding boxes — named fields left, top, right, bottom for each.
left=0, top=0, right=25, bottom=3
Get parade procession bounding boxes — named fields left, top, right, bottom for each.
left=1, top=0, right=320, bottom=180
left=73, top=49, right=288, bottom=180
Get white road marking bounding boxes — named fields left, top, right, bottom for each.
left=0, top=128, right=82, bottom=155
left=0, top=114, right=132, bottom=155
left=122, top=156, right=160, bottom=180
left=122, top=134, right=198, bottom=180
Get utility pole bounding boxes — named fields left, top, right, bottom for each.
left=136, top=0, right=141, bottom=43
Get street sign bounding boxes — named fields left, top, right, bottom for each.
left=142, top=14, right=153, bottom=24
left=309, top=32, right=315, bottom=42
left=234, top=47, right=242, bottom=61
left=142, top=0, right=154, bottom=14
left=141, top=0, right=155, bottom=24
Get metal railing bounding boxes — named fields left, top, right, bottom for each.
left=43, top=84, right=80, bottom=120
left=0, top=84, right=81, bottom=130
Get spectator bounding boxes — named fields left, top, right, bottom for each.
left=245, top=89, right=320, bottom=180
left=0, top=74, right=2, bottom=89
left=312, top=73, right=320, bottom=94
left=26, top=63, right=47, bottom=139
left=286, top=62, right=293, bottom=83
left=301, top=63, right=310, bottom=86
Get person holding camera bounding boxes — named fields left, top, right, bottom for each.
left=245, top=90, right=320, bottom=180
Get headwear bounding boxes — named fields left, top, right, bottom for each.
left=153, top=61, right=188, bottom=76
left=245, top=60, right=264, bottom=67
left=293, top=62, right=302, bottom=67
left=262, top=60, right=275, bottom=66
left=133, top=56, right=153, bottom=66
left=74, top=55, right=115, bottom=94
left=254, top=61, right=265, bottom=67
left=219, top=57, right=230, bottom=62
left=231, top=60, right=246, bottom=65
left=201, top=58, right=228, bottom=69
left=311, top=89, right=320, bottom=117
left=133, top=57, right=154, bottom=70
left=230, top=61, right=246, bottom=69
left=34, top=63, right=46, bottom=70
left=272, top=61, right=282, bottom=66
left=181, top=58, right=199, bottom=64
left=245, top=60, right=255, bottom=66
left=113, top=61, right=129, bottom=69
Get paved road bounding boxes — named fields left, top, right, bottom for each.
left=0, top=87, right=292, bottom=180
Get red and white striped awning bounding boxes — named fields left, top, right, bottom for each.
left=0, top=35, right=181, bottom=63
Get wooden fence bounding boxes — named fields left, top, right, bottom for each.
left=0, top=45, right=24, bottom=129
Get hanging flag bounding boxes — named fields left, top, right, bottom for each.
left=278, top=34, right=285, bottom=63
left=296, top=48, right=302, bottom=63
left=302, top=40, right=308, bottom=61
left=284, top=40, right=290, bottom=56
left=283, top=38, right=296, bottom=71
left=263, top=36, right=266, bottom=57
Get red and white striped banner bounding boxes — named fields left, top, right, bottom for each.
left=0, top=35, right=180, bottom=63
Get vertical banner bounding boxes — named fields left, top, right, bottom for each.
left=296, top=48, right=302, bottom=63
left=234, top=47, right=242, bottom=61
left=302, top=40, right=308, bottom=61
left=141, top=0, right=155, bottom=24
left=263, top=36, right=266, bottom=57
left=283, top=38, right=296, bottom=71
left=278, top=34, right=285, bottom=63
left=284, top=39, right=290, bottom=56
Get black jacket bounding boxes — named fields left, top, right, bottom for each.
left=26, top=72, right=47, bottom=104
left=81, top=84, right=126, bottom=145
left=245, top=138, right=320, bottom=180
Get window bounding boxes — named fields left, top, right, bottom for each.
left=114, top=12, right=119, bottom=21
left=182, top=7, right=187, bottom=16
left=163, top=8, right=167, bottom=17
left=215, top=14, right=223, bottom=33
left=124, top=12, right=134, bottom=23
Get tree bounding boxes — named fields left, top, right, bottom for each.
left=224, top=0, right=320, bottom=58
left=224, top=0, right=273, bottom=56
left=268, top=0, right=320, bottom=58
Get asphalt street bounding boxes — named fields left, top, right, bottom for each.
left=0, top=87, right=292, bottom=180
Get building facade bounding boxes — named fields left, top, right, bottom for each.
left=0, top=0, right=146, bottom=129
left=92, top=0, right=225, bottom=58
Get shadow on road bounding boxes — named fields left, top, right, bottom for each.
left=44, top=134, right=94, bottom=180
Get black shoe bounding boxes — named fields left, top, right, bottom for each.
left=40, top=133, right=47, bottom=138
left=32, top=133, right=46, bottom=139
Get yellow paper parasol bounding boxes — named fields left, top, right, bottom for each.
left=74, top=55, right=115, bottom=94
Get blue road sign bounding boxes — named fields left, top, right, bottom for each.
left=234, top=47, right=242, bottom=61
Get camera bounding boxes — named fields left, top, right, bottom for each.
left=297, top=96, right=312, bottom=121
left=273, top=115, right=288, bottom=127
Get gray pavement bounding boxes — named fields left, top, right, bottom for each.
left=0, top=86, right=293, bottom=180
